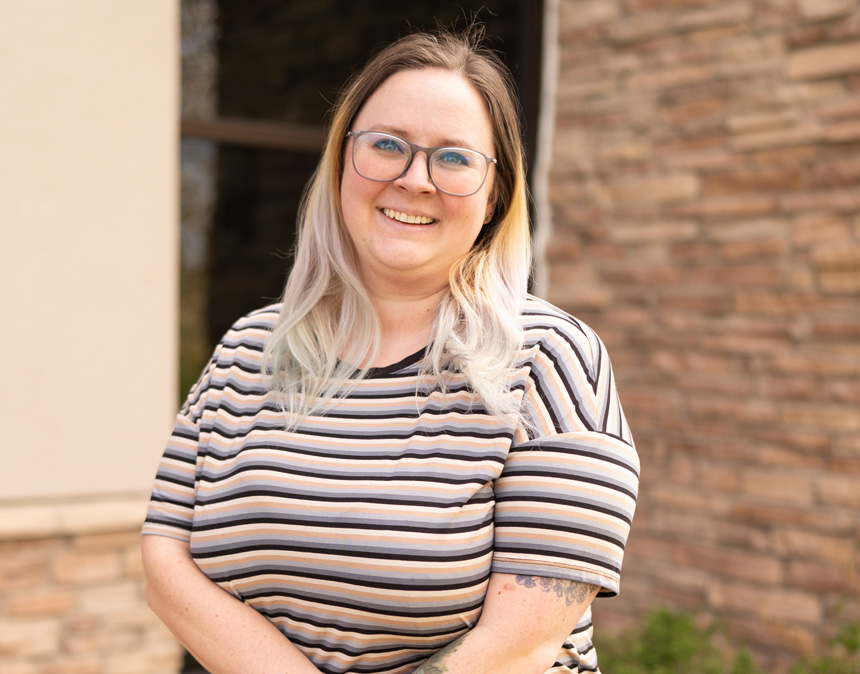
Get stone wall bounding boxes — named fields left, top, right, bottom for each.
left=0, top=501, right=182, bottom=674
left=546, top=0, right=860, bottom=668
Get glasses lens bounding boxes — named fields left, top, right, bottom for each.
left=429, top=148, right=488, bottom=196
left=353, top=133, right=410, bottom=181
left=351, top=132, right=490, bottom=196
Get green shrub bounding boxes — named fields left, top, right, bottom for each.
left=594, top=607, right=761, bottom=674
left=595, top=607, right=860, bottom=674
left=789, top=621, right=860, bottom=674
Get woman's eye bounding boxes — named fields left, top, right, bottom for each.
left=372, top=137, right=405, bottom=153
left=437, top=151, right=470, bottom=167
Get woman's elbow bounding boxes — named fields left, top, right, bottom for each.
left=140, top=534, right=190, bottom=613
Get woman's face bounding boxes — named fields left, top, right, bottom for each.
left=340, top=67, right=496, bottom=296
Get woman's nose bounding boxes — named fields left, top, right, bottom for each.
left=394, top=151, right=436, bottom=193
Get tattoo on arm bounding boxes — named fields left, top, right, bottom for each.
left=515, top=575, right=599, bottom=606
left=412, top=634, right=466, bottom=674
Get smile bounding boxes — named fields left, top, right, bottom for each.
left=382, top=208, right=436, bottom=225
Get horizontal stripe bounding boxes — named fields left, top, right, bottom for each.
left=143, top=296, right=638, bottom=674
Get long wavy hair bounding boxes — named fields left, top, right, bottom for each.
left=263, top=27, right=532, bottom=428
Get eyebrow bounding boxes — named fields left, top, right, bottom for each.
left=366, top=124, right=481, bottom=152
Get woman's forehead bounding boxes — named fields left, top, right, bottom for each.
left=353, top=68, right=494, bottom=150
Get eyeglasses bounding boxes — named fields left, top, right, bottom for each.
left=346, top=131, right=497, bottom=197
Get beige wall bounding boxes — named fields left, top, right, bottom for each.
left=0, top=1, right=179, bottom=501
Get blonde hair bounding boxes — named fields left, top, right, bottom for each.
left=263, top=28, right=532, bottom=427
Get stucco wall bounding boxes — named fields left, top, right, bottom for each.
left=0, top=0, right=179, bottom=500
left=0, top=2, right=182, bottom=672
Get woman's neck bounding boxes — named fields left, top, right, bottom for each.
left=366, top=285, right=447, bottom=368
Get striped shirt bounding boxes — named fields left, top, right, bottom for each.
left=143, top=296, right=639, bottom=674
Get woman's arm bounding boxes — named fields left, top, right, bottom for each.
left=412, top=572, right=599, bottom=674
left=141, top=535, right=324, bottom=674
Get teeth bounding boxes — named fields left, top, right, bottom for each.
left=383, top=208, right=434, bottom=225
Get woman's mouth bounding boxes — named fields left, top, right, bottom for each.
left=382, top=208, right=436, bottom=225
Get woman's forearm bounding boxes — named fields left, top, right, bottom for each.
left=411, top=574, right=598, bottom=674
left=141, top=535, right=323, bottom=674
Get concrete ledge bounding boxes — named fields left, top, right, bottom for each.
left=0, top=494, right=150, bottom=541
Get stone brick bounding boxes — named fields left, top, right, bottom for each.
left=0, top=543, right=50, bottom=590
left=547, top=265, right=612, bottom=309
left=559, top=0, right=621, bottom=32
left=667, top=194, right=777, bottom=219
left=78, top=581, right=141, bottom=617
left=609, top=219, right=699, bottom=243
left=720, top=33, right=786, bottom=65
left=780, top=187, right=860, bottom=212
left=7, top=588, right=77, bottom=617
left=779, top=401, right=860, bottom=432
left=750, top=143, right=820, bottom=167
left=816, top=474, right=860, bottom=507
left=627, top=64, right=714, bottom=91
left=103, top=643, right=184, bottom=674
left=609, top=172, right=700, bottom=204
left=796, top=0, right=859, bottom=22
left=683, top=544, right=783, bottom=584
left=602, top=264, right=681, bottom=286
left=72, top=531, right=141, bottom=551
left=752, top=445, right=824, bottom=469
left=786, top=559, right=855, bottom=593
left=721, top=237, right=788, bottom=261
left=773, top=528, right=857, bottom=566
left=702, top=167, right=802, bottom=195
left=770, top=349, right=860, bottom=377
left=734, top=290, right=804, bottom=316
left=1, top=662, right=38, bottom=674
left=819, top=267, right=860, bottom=292
left=726, top=109, right=800, bottom=134
left=741, top=468, right=815, bottom=506
left=811, top=243, right=860, bottom=269
left=703, top=217, right=787, bottom=243
left=700, top=332, right=790, bottom=355
left=731, top=121, right=823, bottom=151
left=675, top=3, right=753, bottom=31
left=826, top=117, right=860, bottom=142
left=726, top=616, right=817, bottom=655
left=808, top=155, right=860, bottom=188
left=816, top=94, right=860, bottom=119
left=0, top=618, right=61, bottom=657
left=732, top=502, right=856, bottom=533
left=709, top=580, right=823, bottom=625
left=52, top=550, right=122, bottom=585
left=35, top=656, right=101, bottom=674
left=814, top=316, right=860, bottom=339
left=788, top=23, right=831, bottom=49
left=122, top=545, right=146, bottom=577
left=787, top=40, right=860, bottom=80
left=596, top=137, right=652, bottom=163
left=710, top=520, right=771, bottom=550
left=556, top=78, right=617, bottom=102
left=792, top=213, right=853, bottom=247
left=649, top=483, right=735, bottom=516
left=609, top=11, right=674, bottom=44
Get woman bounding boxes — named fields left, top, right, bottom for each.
left=142, top=28, right=638, bottom=674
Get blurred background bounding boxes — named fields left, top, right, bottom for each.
left=1, top=1, right=858, bottom=672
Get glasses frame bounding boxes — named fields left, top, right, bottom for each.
left=345, top=130, right=497, bottom=197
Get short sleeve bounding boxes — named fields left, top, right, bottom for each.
left=492, top=308, right=639, bottom=596
left=141, top=343, right=222, bottom=542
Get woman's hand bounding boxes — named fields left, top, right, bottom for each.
left=141, top=535, right=324, bottom=674
left=411, top=572, right=599, bottom=674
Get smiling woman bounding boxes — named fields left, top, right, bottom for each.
left=339, top=67, right=497, bottom=317
left=142, top=26, right=639, bottom=674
